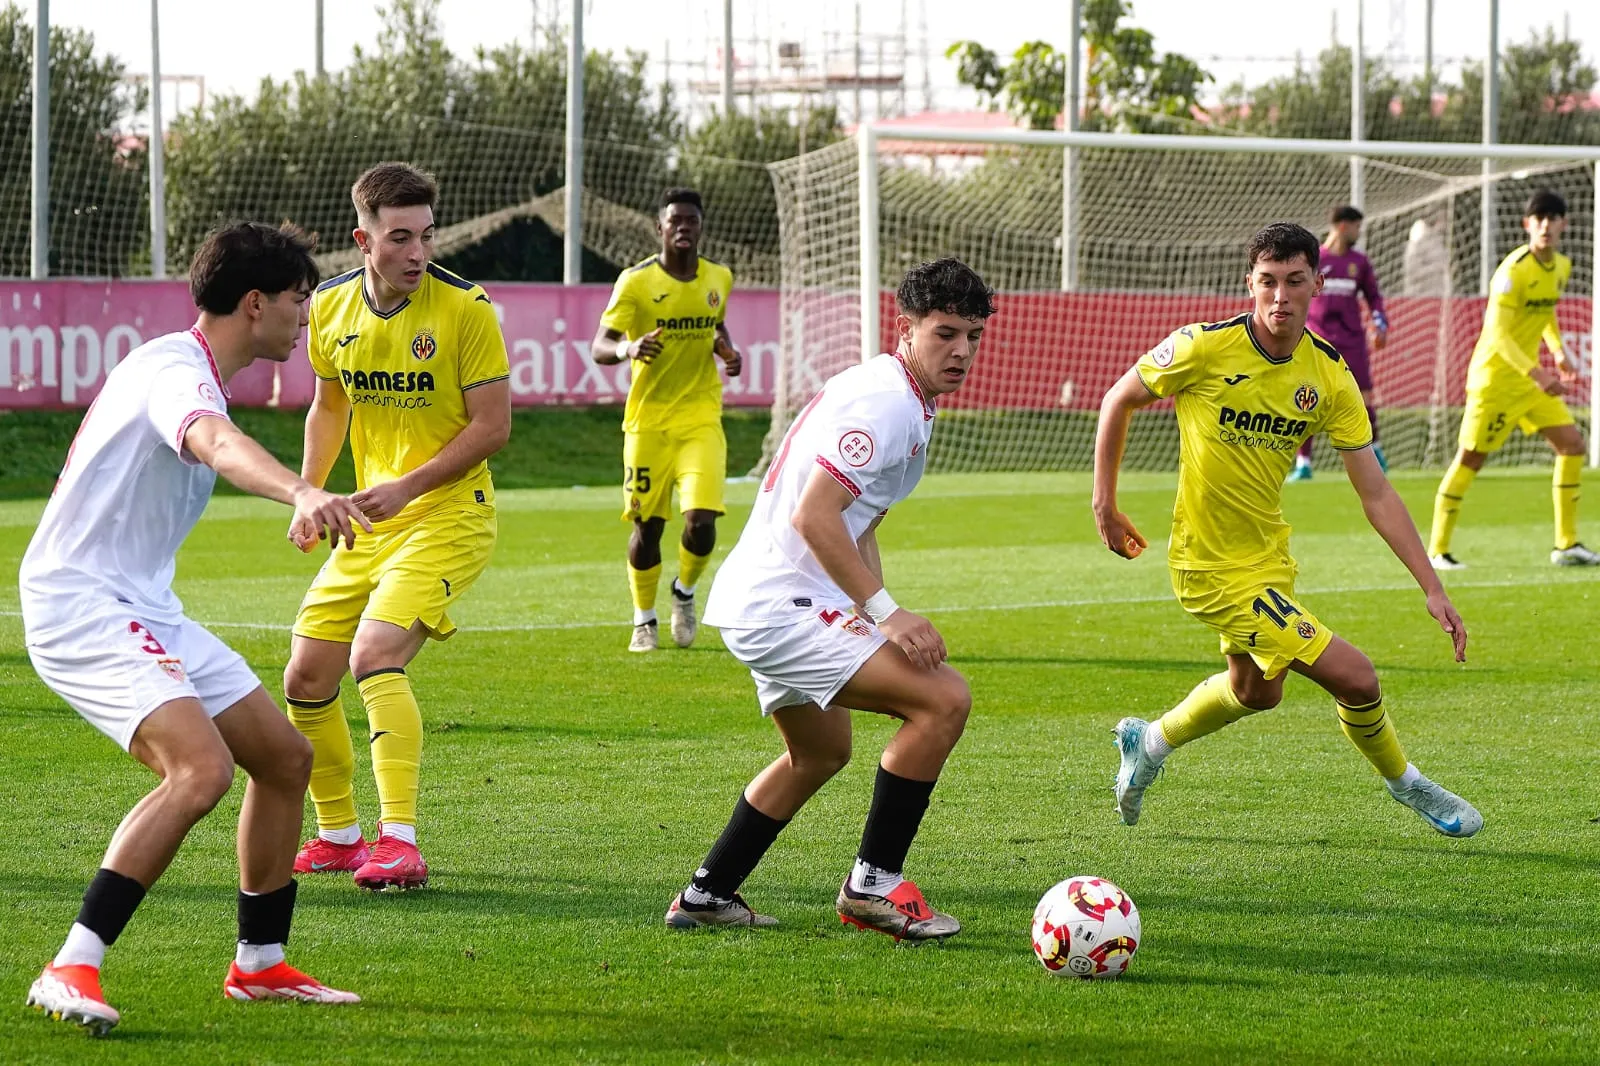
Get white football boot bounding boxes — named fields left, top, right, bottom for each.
left=1387, top=773, right=1483, bottom=837
left=1429, top=553, right=1467, bottom=571
left=1551, top=543, right=1600, bottom=566
left=669, top=584, right=698, bottom=648
left=1112, top=717, right=1164, bottom=826
left=629, top=620, right=659, bottom=653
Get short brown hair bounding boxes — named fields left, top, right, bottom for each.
left=189, top=222, right=318, bottom=314
left=351, top=162, right=439, bottom=226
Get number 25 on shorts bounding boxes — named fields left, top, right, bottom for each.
left=624, top=466, right=652, bottom=493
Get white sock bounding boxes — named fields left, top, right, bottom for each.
left=1385, top=763, right=1422, bottom=790
left=1295, top=455, right=1312, bottom=468
left=234, top=941, right=285, bottom=973
left=1142, top=722, right=1173, bottom=762
left=318, top=823, right=362, bottom=846
left=681, top=883, right=721, bottom=907
left=381, top=822, right=417, bottom=846
left=53, top=923, right=107, bottom=969
left=848, top=859, right=903, bottom=897
left=633, top=607, right=658, bottom=626
left=673, top=578, right=695, bottom=598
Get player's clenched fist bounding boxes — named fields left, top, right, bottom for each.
left=879, top=609, right=947, bottom=670
left=1093, top=506, right=1148, bottom=559
left=631, top=326, right=665, bottom=364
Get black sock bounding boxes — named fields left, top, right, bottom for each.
left=238, top=880, right=297, bottom=946
left=689, top=794, right=790, bottom=901
left=856, top=766, right=937, bottom=876
left=77, top=868, right=147, bottom=946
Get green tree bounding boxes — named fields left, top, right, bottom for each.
left=947, top=0, right=1210, bottom=132
left=164, top=0, right=680, bottom=280
left=675, top=106, right=842, bottom=273
left=0, top=2, right=147, bottom=276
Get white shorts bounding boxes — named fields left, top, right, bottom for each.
left=25, top=606, right=263, bottom=751
left=718, top=608, right=889, bottom=715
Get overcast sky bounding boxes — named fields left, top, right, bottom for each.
left=22, top=0, right=1600, bottom=118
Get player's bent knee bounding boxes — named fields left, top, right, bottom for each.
left=170, top=758, right=235, bottom=819
left=1235, top=686, right=1281, bottom=712
left=795, top=744, right=851, bottom=780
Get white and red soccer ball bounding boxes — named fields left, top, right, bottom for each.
left=1031, top=876, right=1141, bottom=979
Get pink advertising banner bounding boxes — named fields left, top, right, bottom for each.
left=0, top=280, right=783, bottom=409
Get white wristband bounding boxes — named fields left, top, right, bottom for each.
left=619, top=338, right=635, bottom=360
left=863, top=588, right=899, bottom=624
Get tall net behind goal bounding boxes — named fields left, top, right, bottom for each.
left=765, top=134, right=1596, bottom=473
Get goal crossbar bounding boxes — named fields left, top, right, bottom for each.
left=854, top=125, right=1600, bottom=466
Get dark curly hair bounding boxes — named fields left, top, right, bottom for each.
left=189, top=221, right=319, bottom=315
left=896, top=257, right=997, bottom=320
left=1246, top=222, right=1321, bottom=271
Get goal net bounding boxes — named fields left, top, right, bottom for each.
left=765, top=130, right=1598, bottom=473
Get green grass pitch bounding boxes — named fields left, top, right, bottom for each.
left=1, top=469, right=1598, bottom=1064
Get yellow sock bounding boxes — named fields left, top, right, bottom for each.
left=677, top=543, right=711, bottom=595
left=358, top=670, right=422, bottom=828
left=1337, top=695, right=1408, bottom=779
left=1554, top=454, right=1582, bottom=550
left=1429, top=460, right=1477, bottom=556
left=285, top=692, right=359, bottom=832
left=1154, top=673, right=1262, bottom=748
left=629, top=563, right=662, bottom=615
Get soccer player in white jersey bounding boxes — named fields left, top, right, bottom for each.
left=664, top=258, right=995, bottom=942
left=19, top=223, right=370, bottom=1034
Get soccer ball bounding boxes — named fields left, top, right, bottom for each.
left=1030, top=876, right=1141, bottom=979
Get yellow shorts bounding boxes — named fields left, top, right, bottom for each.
left=292, top=503, right=496, bottom=644
left=1173, top=558, right=1333, bottom=681
left=1458, top=377, right=1574, bottom=453
left=621, top=422, right=727, bottom=522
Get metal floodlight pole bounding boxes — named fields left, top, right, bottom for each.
left=722, top=0, right=735, bottom=117
left=314, top=0, right=325, bottom=77
left=1350, top=0, right=1365, bottom=209
left=1061, top=0, right=1081, bottom=292
left=1480, top=0, right=1499, bottom=295
left=149, top=0, right=167, bottom=280
left=563, top=0, right=583, bottom=285
left=858, top=126, right=880, bottom=364
left=1591, top=160, right=1600, bottom=468
left=30, top=0, right=49, bottom=279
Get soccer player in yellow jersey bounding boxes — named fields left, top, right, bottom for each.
left=591, top=188, right=742, bottom=652
left=282, top=163, right=511, bottom=890
left=1428, top=189, right=1597, bottom=569
left=1093, top=222, right=1482, bottom=838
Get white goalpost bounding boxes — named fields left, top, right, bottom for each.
left=767, top=126, right=1600, bottom=472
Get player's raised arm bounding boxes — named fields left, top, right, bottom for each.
left=791, top=467, right=946, bottom=669
left=1342, top=445, right=1466, bottom=661
left=183, top=416, right=371, bottom=548
left=1092, top=365, right=1159, bottom=559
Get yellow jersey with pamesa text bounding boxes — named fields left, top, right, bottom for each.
left=1136, top=312, right=1372, bottom=571
left=1468, top=244, right=1572, bottom=388
left=309, top=263, right=510, bottom=528
left=600, top=255, right=734, bottom=432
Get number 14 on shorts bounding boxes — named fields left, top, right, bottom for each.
left=1251, top=588, right=1302, bottom=630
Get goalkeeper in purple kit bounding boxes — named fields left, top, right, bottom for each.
left=1291, top=205, right=1390, bottom=479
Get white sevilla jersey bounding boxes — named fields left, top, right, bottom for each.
left=20, top=328, right=232, bottom=636
left=705, top=353, right=935, bottom=628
